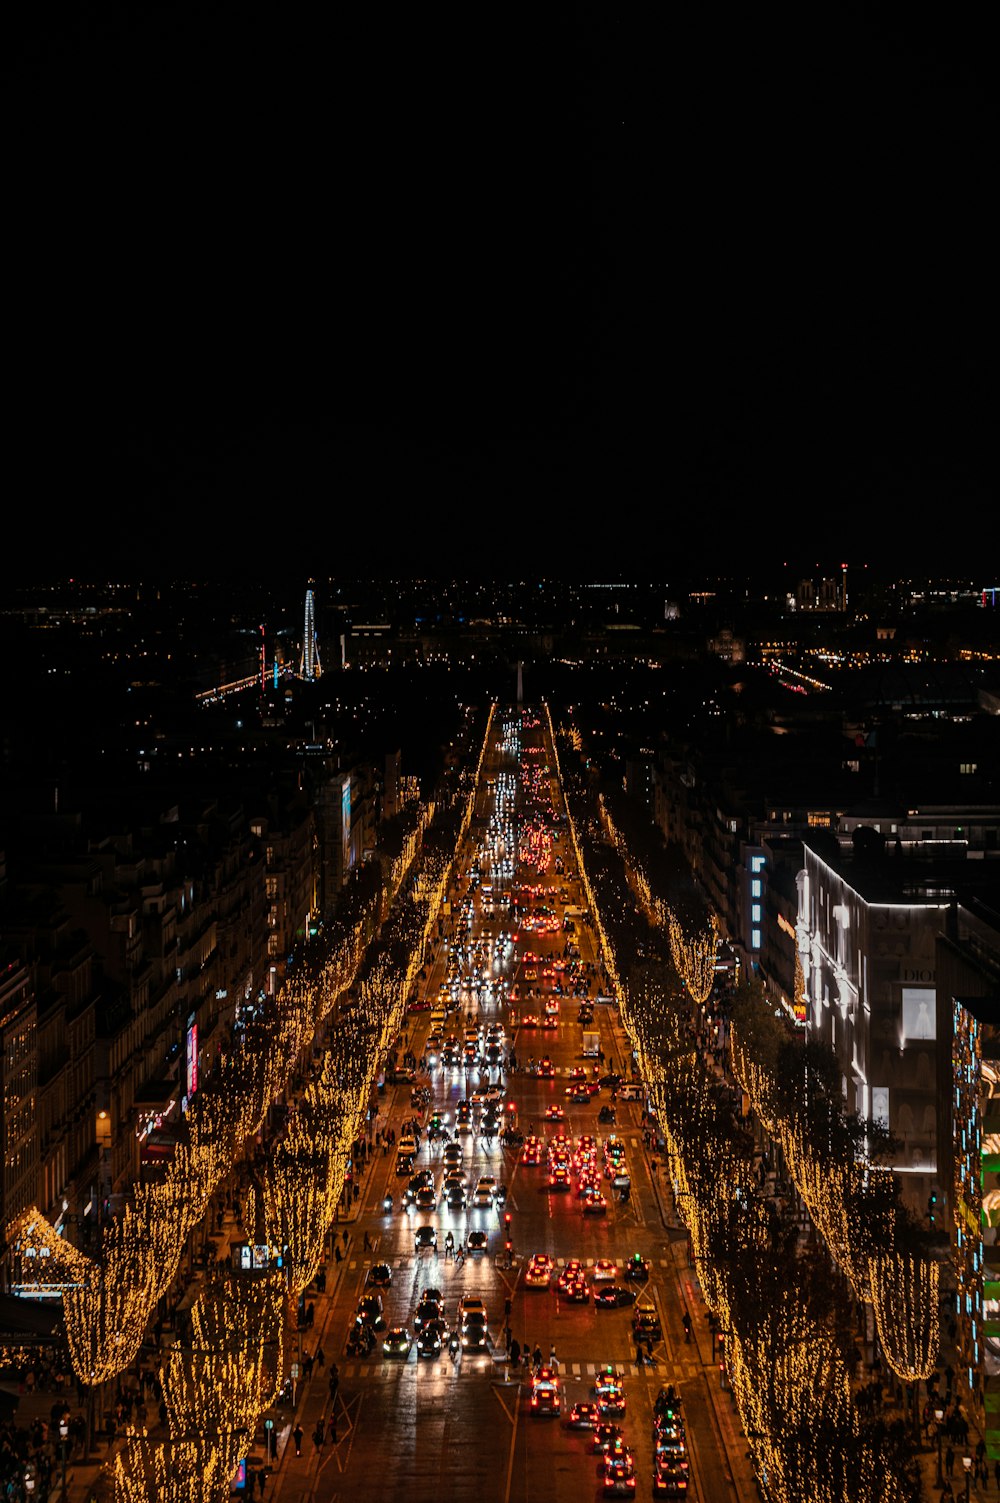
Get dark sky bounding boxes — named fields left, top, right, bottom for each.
left=3, top=9, right=992, bottom=583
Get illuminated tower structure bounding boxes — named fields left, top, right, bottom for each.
left=300, top=584, right=321, bottom=681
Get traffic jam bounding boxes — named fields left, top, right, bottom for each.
left=373, top=708, right=691, bottom=1498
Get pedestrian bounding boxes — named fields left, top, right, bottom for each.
left=316, top=1345, right=325, bottom=1370
left=635, top=1341, right=644, bottom=1368
left=533, top=1344, right=542, bottom=1371
left=328, top=1408, right=338, bottom=1443
left=682, top=1312, right=692, bottom=1343
left=363, top=1231, right=371, bottom=1252
left=313, top=1419, right=325, bottom=1452
left=946, top=1445, right=954, bottom=1477
left=292, top=1422, right=304, bottom=1458
left=335, top=1245, right=343, bottom=1264
left=549, top=1344, right=558, bottom=1373
left=646, top=1337, right=655, bottom=1364
left=510, top=1338, right=521, bottom=1368
left=995, top=1459, right=1000, bottom=1491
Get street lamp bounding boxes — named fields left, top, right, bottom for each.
left=934, top=1409, right=944, bottom=1489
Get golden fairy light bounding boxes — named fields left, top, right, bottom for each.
left=4, top=1205, right=94, bottom=1291
left=869, top=1249, right=940, bottom=1381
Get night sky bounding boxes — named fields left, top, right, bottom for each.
left=4, top=9, right=991, bottom=583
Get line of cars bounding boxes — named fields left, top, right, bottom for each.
left=356, top=1286, right=497, bottom=1362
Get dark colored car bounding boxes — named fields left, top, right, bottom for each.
left=623, top=1255, right=650, bottom=1283
left=366, top=1262, right=392, bottom=1287
left=413, top=1299, right=442, bottom=1331
left=595, top=1286, right=636, bottom=1309
left=632, top=1304, right=662, bottom=1340
left=415, top=1320, right=447, bottom=1357
left=467, top=1230, right=488, bottom=1254
left=355, top=1294, right=384, bottom=1331
left=382, top=1326, right=412, bottom=1358
left=414, top=1225, right=438, bottom=1252
left=565, top=1401, right=601, bottom=1429
left=461, top=1314, right=489, bottom=1350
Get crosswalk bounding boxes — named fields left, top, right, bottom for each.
left=338, top=1358, right=705, bottom=1382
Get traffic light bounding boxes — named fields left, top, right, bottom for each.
left=928, top=1190, right=937, bottom=1227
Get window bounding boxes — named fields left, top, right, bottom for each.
left=960, top=763, right=977, bottom=775
left=751, top=879, right=762, bottom=898
left=751, top=928, right=761, bottom=950
left=751, top=903, right=762, bottom=923
left=902, top=988, right=935, bottom=1042
left=751, top=855, right=765, bottom=873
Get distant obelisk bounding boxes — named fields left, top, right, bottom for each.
left=516, top=661, right=523, bottom=704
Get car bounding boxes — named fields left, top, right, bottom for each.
left=413, top=1298, right=443, bottom=1331
left=521, top=1139, right=543, bottom=1165
left=623, top=1254, right=650, bottom=1283
left=565, top=1401, right=601, bottom=1429
left=415, top=1320, right=447, bottom=1358
left=603, top=1447, right=636, bottom=1495
left=458, top=1295, right=488, bottom=1321
left=548, top=1165, right=571, bottom=1191
left=542, top=1014, right=558, bottom=1029
left=592, top=1258, right=618, bottom=1282
left=520, top=1013, right=540, bottom=1028
left=467, top=1230, right=489, bottom=1254
left=529, top=1368, right=561, bottom=1416
left=597, top=1383, right=627, bottom=1418
left=598, top=1105, right=617, bottom=1125
left=395, top=1152, right=415, bottom=1176
left=415, top=1186, right=438, bottom=1211
left=446, top=1184, right=466, bottom=1209
left=382, top=1325, right=412, bottom=1358
left=582, top=1190, right=608, bottom=1214
left=354, top=1293, right=384, bottom=1331
left=525, top=1254, right=554, bottom=1288
left=652, top=1457, right=689, bottom=1496
left=397, top=1135, right=418, bottom=1157
left=388, top=1066, right=417, bottom=1084
left=443, top=1143, right=464, bottom=1164
left=414, top=1225, right=438, bottom=1252
left=461, top=1312, right=490, bottom=1350
left=366, top=1262, right=392, bottom=1287
left=593, top=1424, right=626, bottom=1455
left=556, top=1260, right=584, bottom=1290
left=471, top=1185, right=494, bottom=1209
left=471, top=1086, right=505, bottom=1106
left=545, top=1104, right=565, bottom=1121
left=632, top=1303, right=662, bottom=1340
left=595, top=1286, right=636, bottom=1308
left=538, top=1058, right=555, bottom=1077
left=406, top=1170, right=434, bottom=1202
left=618, top=1083, right=644, bottom=1101
left=567, top=1081, right=594, bottom=1101
left=563, top=1277, right=590, bottom=1303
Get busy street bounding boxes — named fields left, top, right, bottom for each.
left=263, top=708, right=751, bottom=1503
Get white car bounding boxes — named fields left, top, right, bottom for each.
left=617, top=1083, right=644, bottom=1101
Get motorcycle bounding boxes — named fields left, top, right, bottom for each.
left=382, top=1194, right=393, bottom=1213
